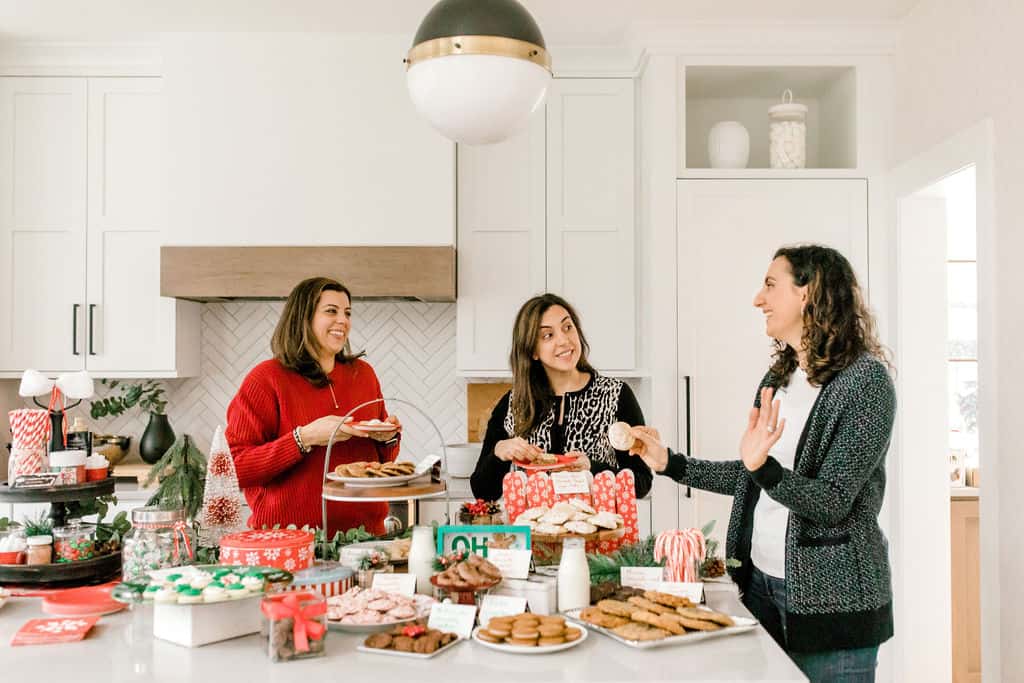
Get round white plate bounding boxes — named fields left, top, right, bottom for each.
left=471, top=624, right=588, bottom=654
left=349, top=422, right=397, bottom=432
left=326, top=471, right=421, bottom=487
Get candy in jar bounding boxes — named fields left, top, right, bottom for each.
left=122, top=506, right=194, bottom=581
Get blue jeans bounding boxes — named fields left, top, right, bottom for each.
left=743, top=565, right=879, bottom=683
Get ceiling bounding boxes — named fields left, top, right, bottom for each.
left=0, top=0, right=922, bottom=43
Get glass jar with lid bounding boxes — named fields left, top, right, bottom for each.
left=53, top=519, right=96, bottom=563
left=768, top=89, right=808, bottom=169
left=122, top=506, right=195, bottom=582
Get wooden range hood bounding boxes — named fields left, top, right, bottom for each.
left=160, top=246, right=456, bottom=302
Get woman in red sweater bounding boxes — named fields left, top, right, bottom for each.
left=226, top=277, right=401, bottom=535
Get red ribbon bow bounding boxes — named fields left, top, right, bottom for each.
left=260, top=594, right=327, bottom=653
left=172, top=521, right=194, bottom=561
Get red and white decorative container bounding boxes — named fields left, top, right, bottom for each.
left=219, top=529, right=315, bottom=572
left=281, top=561, right=354, bottom=599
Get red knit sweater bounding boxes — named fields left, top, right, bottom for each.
left=225, top=358, right=399, bottom=536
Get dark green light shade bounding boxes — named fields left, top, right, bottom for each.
left=412, top=0, right=546, bottom=48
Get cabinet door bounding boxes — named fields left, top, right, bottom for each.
left=456, top=113, right=546, bottom=372
left=676, top=179, right=868, bottom=530
left=85, top=78, right=199, bottom=376
left=546, top=79, right=636, bottom=371
left=0, top=78, right=88, bottom=373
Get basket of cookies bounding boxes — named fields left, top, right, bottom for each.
left=430, top=551, right=502, bottom=605
left=472, top=612, right=586, bottom=653
left=566, top=590, right=756, bottom=649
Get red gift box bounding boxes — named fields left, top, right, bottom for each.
left=219, top=529, right=315, bottom=571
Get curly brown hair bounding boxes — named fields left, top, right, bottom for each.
left=769, top=245, right=890, bottom=386
left=509, top=294, right=596, bottom=437
left=271, top=276, right=365, bottom=387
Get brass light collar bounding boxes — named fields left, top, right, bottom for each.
left=405, top=35, right=551, bottom=71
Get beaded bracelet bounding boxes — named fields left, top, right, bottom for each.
left=292, top=426, right=311, bottom=454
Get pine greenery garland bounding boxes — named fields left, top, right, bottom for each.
left=586, top=534, right=665, bottom=585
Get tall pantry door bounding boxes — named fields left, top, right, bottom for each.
left=676, top=179, right=868, bottom=533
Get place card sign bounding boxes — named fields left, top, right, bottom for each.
left=620, top=566, right=666, bottom=589
left=11, top=473, right=60, bottom=489
left=478, top=595, right=527, bottom=626
left=436, top=525, right=532, bottom=558
left=427, top=602, right=478, bottom=639
left=550, top=471, right=589, bottom=495
left=485, top=548, right=532, bottom=579
left=372, top=572, right=416, bottom=597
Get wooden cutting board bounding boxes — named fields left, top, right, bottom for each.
left=112, top=463, right=156, bottom=487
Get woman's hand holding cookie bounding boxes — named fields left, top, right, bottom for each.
left=628, top=426, right=669, bottom=473
left=494, top=437, right=542, bottom=463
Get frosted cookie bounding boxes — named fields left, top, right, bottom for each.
left=564, top=520, right=598, bottom=535
left=190, top=573, right=213, bottom=590
left=534, top=523, right=566, bottom=535
left=226, top=583, right=248, bottom=599
left=569, top=499, right=597, bottom=515
left=142, top=585, right=162, bottom=600
left=154, top=587, right=178, bottom=603
left=588, top=511, right=621, bottom=529
left=538, top=509, right=571, bottom=525
left=202, top=585, right=228, bottom=602
left=179, top=588, right=204, bottom=604
left=517, top=507, right=548, bottom=521
left=607, top=422, right=636, bottom=451
left=241, top=573, right=265, bottom=592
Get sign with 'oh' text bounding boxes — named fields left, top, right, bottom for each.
left=436, top=525, right=532, bottom=558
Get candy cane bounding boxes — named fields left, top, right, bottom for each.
left=655, top=528, right=706, bottom=582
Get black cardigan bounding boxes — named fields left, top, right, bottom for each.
left=470, top=376, right=652, bottom=500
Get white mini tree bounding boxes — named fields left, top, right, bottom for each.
left=198, top=426, right=245, bottom=546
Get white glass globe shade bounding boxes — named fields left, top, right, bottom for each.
left=407, top=54, right=550, bottom=145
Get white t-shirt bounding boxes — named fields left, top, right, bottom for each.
left=750, top=367, right=821, bottom=579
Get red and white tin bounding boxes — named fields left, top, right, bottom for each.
left=282, top=561, right=354, bottom=598
left=219, top=529, right=315, bottom=572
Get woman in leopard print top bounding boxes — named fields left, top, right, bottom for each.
left=470, top=294, right=652, bottom=501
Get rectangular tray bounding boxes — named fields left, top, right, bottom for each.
left=563, top=608, right=758, bottom=649
left=356, top=636, right=464, bottom=659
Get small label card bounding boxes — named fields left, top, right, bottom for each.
left=620, top=566, right=666, bottom=589
left=372, top=572, right=417, bottom=597
left=12, top=473, right=60, bottom=489
left=478, top=595, right=527, bottom=626
left=428, top=602, right=478, bottom=639
left=550, top=471, right=590, bottom=495
left=655, top=581, right=704, bottom=603
left=486, top=548, right=532, bottom=579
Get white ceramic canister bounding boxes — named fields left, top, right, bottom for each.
left=768, top=89, right=808, bottom=169
left=707, top=121, right=750, bottom=169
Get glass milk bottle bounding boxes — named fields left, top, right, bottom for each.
left=557, top=537, right=590, bottom=612
left=407, top=525, right=436, bottom=595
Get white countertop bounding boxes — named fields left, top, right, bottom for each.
left=0, top=588, right=806, bottom=682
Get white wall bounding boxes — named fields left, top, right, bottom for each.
left=161, top=33, right=454, bottom=247
left=893, top=1, right=1024, bottom=679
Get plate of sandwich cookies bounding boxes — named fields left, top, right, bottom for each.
left=472, top=613, right=587, bottom=654
left=328, top=460, right=419, bottom=486
left=566, top=590, right=756, bottom=649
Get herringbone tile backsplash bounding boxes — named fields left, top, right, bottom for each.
left=90, top=302, right=466, bottom=463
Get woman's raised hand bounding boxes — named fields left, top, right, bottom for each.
left=740, top=387, right=785, bottom=471
left=494, top=437, right=542, bottom=463
left=628, top=426, right=669, bottom=473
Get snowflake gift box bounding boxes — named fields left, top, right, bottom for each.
left=219, top=529, right=315, bottom=572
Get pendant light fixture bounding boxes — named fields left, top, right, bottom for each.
left=405, top=0, right=551, bottom=145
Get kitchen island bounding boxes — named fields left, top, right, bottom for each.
left=0, top=586, right=807, bottom=682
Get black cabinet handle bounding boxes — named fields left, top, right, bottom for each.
left=683, top=375, right=692, bottom=498
left=88, top=304, right=97, bottom=356
left=72, top=304, right=80, bottom=356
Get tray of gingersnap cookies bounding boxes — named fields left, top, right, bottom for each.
left=564, top=589, right=756, bottom=649
left=358, top=620, right=464, bottom=659
left=473, top=612, right=587, bottom=654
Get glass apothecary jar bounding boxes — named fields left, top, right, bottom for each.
left=768, top=89, right=808, bottom=169
left=122, top=506, right=194, bottom=581
left=261, top=592, right=327, bottom=662
left=53, top=519, right=96, bottom=563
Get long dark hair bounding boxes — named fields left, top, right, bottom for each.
left=769, top=245, right=890, bottom=386
left=271, top=277, right=365, bottom=387
left=508, top=294, right=596, bottom=437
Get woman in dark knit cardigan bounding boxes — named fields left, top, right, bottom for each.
left=631, top=245, right=894, bottom=683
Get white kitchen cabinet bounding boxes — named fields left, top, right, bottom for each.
left=456, top=78, right=637, bottom=373
left=456, top=114, right=546, bottom=372
left=547, top=78, right=636, bottom=371
left=0, top=77, right=199, bottom=378
left=675, top=178, right=868, bottom=530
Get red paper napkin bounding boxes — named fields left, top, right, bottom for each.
left=10, top=616, right=99, bottom=646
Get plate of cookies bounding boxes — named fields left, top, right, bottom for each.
left=473, top=613, right=587, bottom=654
left=328, top=460, right=419, bottom=486
left=565, top=590, right=756, bottom=649
left=512, top=453, right=578, bottom=472
left=358, top=620, right=464, bottom=659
